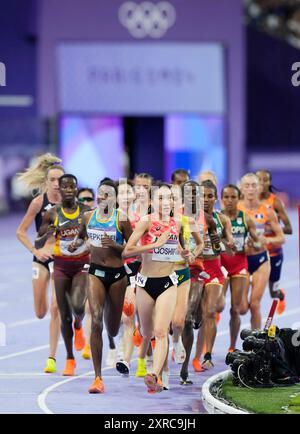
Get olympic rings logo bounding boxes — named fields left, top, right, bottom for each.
left=118, top=1, right=176, bottom=39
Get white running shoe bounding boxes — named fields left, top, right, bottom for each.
left=116, top=360, right=130, bottom=376
left=106, top=348, right=118, bottom=367
left=173, top=337, right=186, bottom=364
left=162, top=369, right=170, bottom=390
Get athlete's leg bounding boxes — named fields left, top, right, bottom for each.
left=202, top=283, right=223, bottom=354
left=229, top=276, right=248, bottom=350
left=239, top=276, right=250, bottom=315
left=181, top=280, right=203, bottom=378
left=152, top=285, right=177, bottom=377
left=172, top=279, right=190, bottom=342
left=69, top=273, right=87, bottom=327
left=88, top=275, right=106, bottom=378
left=49, top=279, right=60, bottom=359
left=250, top=261, right=271, bottom=329
left=54, top=275, right=74, bottom=360
left=32, top=262, right=50, bottom=318
left=104, top=276, right=128, bottom=338
left=122, top=285, right=136, bottom=364
left=136, top=287, right=155, bottom=360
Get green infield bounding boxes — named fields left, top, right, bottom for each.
left=221, top=376, right=300, bottom=414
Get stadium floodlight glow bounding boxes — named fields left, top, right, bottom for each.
left=118, top=1, right=176, bottom=39
left=0, top=62, right=6, bottom=87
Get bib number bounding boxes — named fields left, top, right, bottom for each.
left=136, top=273, right=147, bottom=288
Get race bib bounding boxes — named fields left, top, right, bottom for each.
left=87, top=228, right=116, bottom=247
left=60, top=239, right=87, bottom=256
left=152, top=242, right=182, bottom=262
left=136, top=273, right=147, bottom=288
left=234, top=235, right=244, bottom=252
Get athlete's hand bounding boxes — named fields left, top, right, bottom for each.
left=34, top=247, right=53, bottom=262
left=153, top=228, right=171, bottom=248
left=101, top=233, right=117, bottom=249
left=210, top=232, right=221, bottom=245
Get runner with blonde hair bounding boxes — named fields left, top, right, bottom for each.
left=16, top=153, right=64, bottom=373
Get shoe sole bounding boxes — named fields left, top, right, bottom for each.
left=144, top=374, right=163, bottom=393
left=116, top=361, right=129, bottom=375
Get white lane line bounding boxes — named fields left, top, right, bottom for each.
left=7, top=316, right=50, bottom=329
left=0, top=342, right=63, bottom=361
left=37, top=359, right=138, bottom=415
left=37, top=304, right=300, bottom=415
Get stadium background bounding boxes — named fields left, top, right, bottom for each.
left=0, top=0, right=299, bottom=211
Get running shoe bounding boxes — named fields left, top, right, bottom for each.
left=133, top=326, right=143, bottom=347
left=151, top=337, right=156, bottom=350
left=135, top=357, right=147, bottom=377
left=276, top=289, right=286, bottom=315
left=162, top=369, right=170, bottom=390
left=82, top=344, right=91, bottom=360
left=63, top=359, right=76, bottom=376
left=123, top=300, right=135, bottom=317
left=116, top=360, right=130, bottom=376
left=74, top=324, right=85, bottom=351
left=202, top=353, right=214, bottom=371
left=44, top=357, right=57, bottom=374
left=180, top=377, right=193, bottom=386
left=216, top=312, right=221, bottom=324
left=144, top=373, right=163, bottom=393
left=228, top=348, right=234, bottom=353
left=89, top=376, right=105, bottom=394
left=173, top=337, right=186, bottom=364
left=171, top=348, right=175, bottom=362
left=106, top=348, right=118, bottom=367
left=192, top=358, right=203, bottom=373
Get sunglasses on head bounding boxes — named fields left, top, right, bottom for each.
left=78, top=197, right=94, bottom=203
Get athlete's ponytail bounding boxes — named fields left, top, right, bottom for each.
left=17, top=153, right=64, bottom=194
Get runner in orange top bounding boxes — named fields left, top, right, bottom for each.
left=256, top=170, right=293, bottom=314
left=238, top=173, right=285, bottom=329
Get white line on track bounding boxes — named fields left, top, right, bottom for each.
left=0, top=342, right=63, bottom=361
left=36, top=300, right=300, bottom=415
left=37, top=359, right=138, bottom=415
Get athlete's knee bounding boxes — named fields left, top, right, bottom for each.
left=249, top=299, right=261, bottom=312
left=154, top=327, right=168, bottom=340
left=60, top=312, right=73, bottom=327
left=172, top=316, right=185, bottom=331
left=230, top=306, right=240, bottom=317
left=91, top=318, right=103, bottom=335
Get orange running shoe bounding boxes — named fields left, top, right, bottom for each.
left=74, top=325, right=86, bottom=351
left=228, top=348, right=234, bottom=353
left=63, top=359, right=76, bottom=376
left=89, top=376, right=105, bottom=394
left=123, top=300, right=135, bottom=317
left=144, top=374, right=163, bottom=393
left=276, top=289, right=286, bottom=315
left=133, top=326, right=143, bottom=347
left=192, top=358, right=203, bottom=373
left=216, top=312, right=221, bottom=324
left=151, top=337, right=156, bottom=350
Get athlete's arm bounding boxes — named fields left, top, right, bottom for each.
left=16, top=195, right=43, bottom=254
left=265, top=209, right=285, bottom=247
left=274, top=197, right=293, bottom=235
left=246, top=215, right=260, bottom=244
left=122, top=219, right=170, bottom=259
left=101, top=219, right=133, bottom=253
left=189, top=217, right=204, bottom=260
left=68, top=213, right=89, bottom=252
left=219, top=214, right=236, bottom=254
